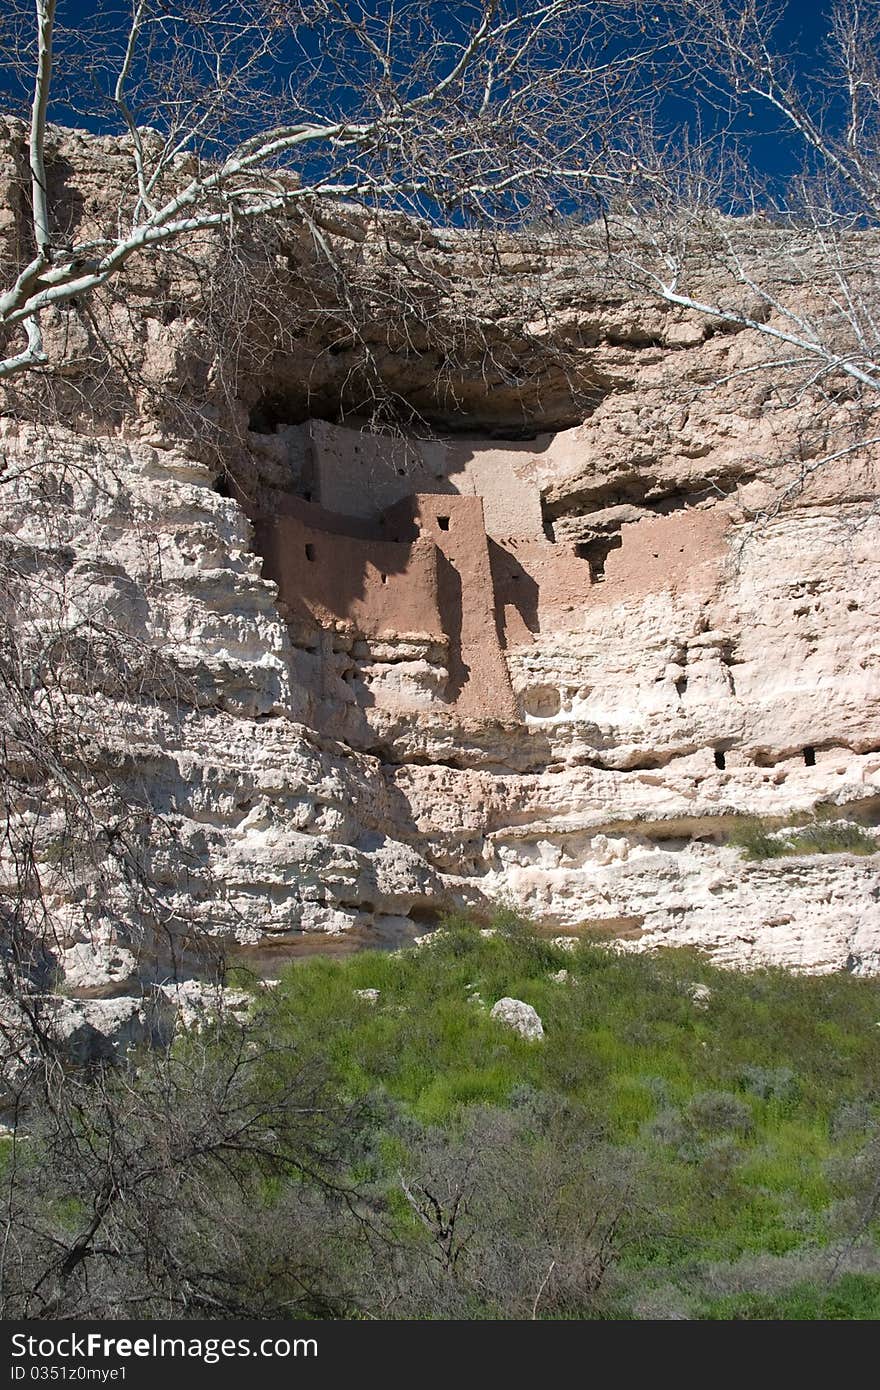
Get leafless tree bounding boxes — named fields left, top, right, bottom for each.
left=0, top=1018, right=387, bottom=1318
left=600, top=0, right=880, bottom=494
left=393, top=1100, right=640, bottom=1318
left=0, top=0, right=668, bottom=383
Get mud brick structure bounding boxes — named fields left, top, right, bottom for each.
left=255, top=423, right=593, bottom=721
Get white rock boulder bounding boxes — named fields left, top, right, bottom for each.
left=490, top=996, right=544, bottom=1040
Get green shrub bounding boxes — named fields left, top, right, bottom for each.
left=730, top=817, right=877, bottom=860
left=687, top=1091, right=754, bottom=1138
left=730, top=818, right=787, bottom=859
left=738, top=1066, right=801, bottom=1105
left=788, top=823, right=877, bottom=856
left=10, top=902, right=880, bottom=1319
left=703, top=1273, right=880, bottom=1320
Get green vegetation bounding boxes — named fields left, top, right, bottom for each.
left=730, top=817, right=878, bottom=861
left=250, top=914, right=880, bottom=1319
left=6, top=914, right=880, bottom=1319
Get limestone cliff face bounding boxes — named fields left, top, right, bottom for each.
left=3, top=122, right=880, bottom=990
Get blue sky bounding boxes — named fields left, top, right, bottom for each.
left=711, top=0, right=837, bottom=184
left=0, top=1, right=841, bottom=195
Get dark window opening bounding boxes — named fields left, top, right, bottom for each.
left=803, top=746, right=816, bottom=767
left=305, top=543, right=315, bottom=562
left=437, top=515, right=450, bottom=531
left=714, top=749, right=726, bottom=770
left=575, top=534, right=623, bottom=584
left=380, top=573, right=387, bottom=584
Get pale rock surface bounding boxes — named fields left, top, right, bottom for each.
left=0, top=994, right=174, bottom=1092
left=2, top=124, right=880, bottom=994
left=490, top=997, right=545, bottom=1040
left=156, top=981, right=252, bottom=1031
left=47, top=996, right=171, bottom=1063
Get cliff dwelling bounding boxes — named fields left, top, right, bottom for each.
left=3, top=112, right=879, bottom=994
left=252, top=420, right=598, bottom=722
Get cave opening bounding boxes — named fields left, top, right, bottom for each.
left=803, top=746, right=816, bottom=766
left=714, top=749, right=726, bottom=770
left=575, top=534, right=623, bottom=583
left=247, top=388, right=563, bottom=440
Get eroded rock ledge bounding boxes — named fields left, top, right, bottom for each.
left=2, top=122, right=880, bottom=991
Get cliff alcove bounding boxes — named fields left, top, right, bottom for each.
left=2, top=122, right=880, bottom=1001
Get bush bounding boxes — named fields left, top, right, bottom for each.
left=703, top=1273, right=880, bottom=1320
left=739, top=1066, right=801, bottom=1105
left=730, top=817, right=877, bottom=860
left=687, top=1091, right=754, bottom=1138
left=789, top=823, right=877, bottom=856
left=730, top=819, right=787, bottom=860
left=13, top=925, right=879, bottom=1319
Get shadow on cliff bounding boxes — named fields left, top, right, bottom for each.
left=435, top=548, right=467, bottom=703
left=487, top=538, right=540, bottom=644
left=251, top=493, right=471, bottom=718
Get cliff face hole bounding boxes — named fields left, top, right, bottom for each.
left=575, top=534, right=623, bottom=583
left=803, top=746, right=816, bottom=766
left=523, top=685, right=562, bottom=718
left=304, top=543, right=315, bottom=562
left=247, top=387, right=569, bottom=439
left=714, top=749, right=726, bottom=770
left=437, top=515, right=450, bottom=531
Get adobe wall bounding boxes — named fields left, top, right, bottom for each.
left=254, top=492, right=519, bottom=721
left=254, top=506, right=443, bottom=640
left=305, top=419, right=449, bottom=518
left=444, top=437, right=547, bottom=541
left=489, top=538, right=594, bottom=645
left=307, top=420, right=546, bottom=542
left=259, top=426, right=723, bottom=713
left=381, top=494, right=519, bottom=720
left=596, top=507, right=728, bottom=599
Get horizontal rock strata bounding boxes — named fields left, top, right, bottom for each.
left=2, top=122, right=879, bottom=993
